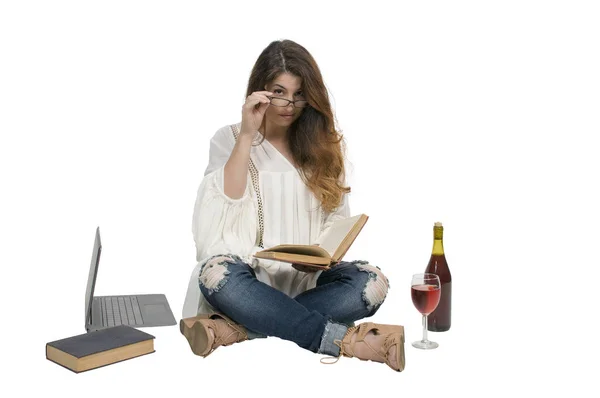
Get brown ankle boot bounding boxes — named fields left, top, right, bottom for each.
left=180, top=313, right=248, bottom=357
left=324, top=322, right=405, bottom=372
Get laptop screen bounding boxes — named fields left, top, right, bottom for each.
left=85, top=227, right=102, bottom=328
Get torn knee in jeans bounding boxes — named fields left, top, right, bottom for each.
left=199, top=255, right=234, bottom=294
left=355, top=261, right=390, bottom=311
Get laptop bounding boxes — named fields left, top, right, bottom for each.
left=85, top=227, right=177, bottom=332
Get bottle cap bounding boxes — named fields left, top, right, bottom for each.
left=434, top=222, right=443, bottom=227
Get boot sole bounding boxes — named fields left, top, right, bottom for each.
left=397, top=327, right=406, bottom=372
left=390, top=325, right=405, bottom=372
left=180, top=317, right=211, bottom=357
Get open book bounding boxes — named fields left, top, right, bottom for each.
left=253, top=214, right=369, bottom=271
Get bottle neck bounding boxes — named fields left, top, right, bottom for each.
left=432, top=227, right=445, bottom=255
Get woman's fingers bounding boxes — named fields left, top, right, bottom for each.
left=253, top=90, right=273, bottom=97
left=240, top=91, right=275, bottom=134
left=245, top=91, right=273, bottom=107
left=256, top=101, right=270, bottom=112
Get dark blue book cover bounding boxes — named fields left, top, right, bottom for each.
left=46, top=325, right=155, bottom=372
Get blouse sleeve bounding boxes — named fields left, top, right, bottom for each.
left=183, top=125, right=258, bottom=317
left=192, top=125, right=257, bottom=262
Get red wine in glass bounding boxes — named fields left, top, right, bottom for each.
left=411, top=284, right=441, bottom=315
left=411, top=273, right=441, bottom=349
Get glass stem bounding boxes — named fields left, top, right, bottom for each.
left=422, top=314, right=428, bottom=342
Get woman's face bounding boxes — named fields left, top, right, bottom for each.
left=264, top=72, right=306, bottom=129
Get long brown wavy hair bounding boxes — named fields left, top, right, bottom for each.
left=246, top=40, right=351, bottom=212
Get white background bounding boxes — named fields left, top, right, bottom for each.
left=1, top=0, right=598, bottom=396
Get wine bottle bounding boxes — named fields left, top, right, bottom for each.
left=425, top=222, right=452, bottom=331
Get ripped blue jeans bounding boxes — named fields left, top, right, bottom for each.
left=198, top=254, right=390, bottom=356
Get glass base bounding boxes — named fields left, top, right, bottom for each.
left=412, top=340, right=439, bottom=349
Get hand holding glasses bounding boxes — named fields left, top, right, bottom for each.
left=242, top=91, right=273, bottom=135
left=411, top=273, right=441, bottom=349
left=241, top=91, right=310, bottom=136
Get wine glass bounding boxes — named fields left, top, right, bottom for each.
left=411, top=273, right=441, bottom=349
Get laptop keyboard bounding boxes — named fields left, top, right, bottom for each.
left=100, top=296, right=143, bottom=327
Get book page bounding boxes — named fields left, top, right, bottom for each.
left=319, top=214, right=363, bottom=257
left=259, top=244, right=330, bottom=258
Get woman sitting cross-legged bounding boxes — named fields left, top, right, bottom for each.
left=181, top=39, right=405, bottom=372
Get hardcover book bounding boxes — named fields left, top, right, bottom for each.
left=253, top=214, right=369, bottom=271
left=46, top=325, right=155, bottom=373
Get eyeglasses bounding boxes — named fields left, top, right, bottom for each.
left=268, top=96, right=309, bottom=108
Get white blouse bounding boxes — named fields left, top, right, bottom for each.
left=182, top=122, right=350, bottom=318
